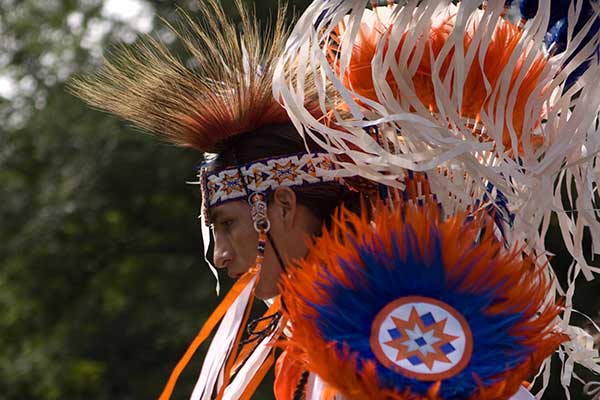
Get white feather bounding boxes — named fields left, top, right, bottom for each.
left=190, top=275, right=255, bottom=400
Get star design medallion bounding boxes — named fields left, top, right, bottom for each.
left=384, top=307, right=459, bottom=370
left=370, top=296, right=473, bottom=380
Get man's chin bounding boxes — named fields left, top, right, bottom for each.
left=254, top=285, right=279, bottom=301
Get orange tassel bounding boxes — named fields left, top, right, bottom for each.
left=230, top=297, right=282, bottom=376
left=158, top=270, right=257, bottom=400
left=239, top=351, right=276, bottom=400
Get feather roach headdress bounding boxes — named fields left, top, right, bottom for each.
left=71, top=0, right=339, bottom=285
left=280, top=201, right=567, bottom=399
left=71, top=0, right=298, bottom=153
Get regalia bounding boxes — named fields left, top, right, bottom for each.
left=71, top=0, right=600, bottom=398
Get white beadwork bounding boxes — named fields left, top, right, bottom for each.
left=202, top=153, right=338, bottom=206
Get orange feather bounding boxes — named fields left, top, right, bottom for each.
left=330, top=8, right=547, bottom=153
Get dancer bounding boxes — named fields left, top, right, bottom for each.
left=72, top=0, right=600, bottom=398
left=70, top=1, right=363, bottom=398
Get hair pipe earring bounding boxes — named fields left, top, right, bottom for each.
left=249, top=192, right=270, bottom=273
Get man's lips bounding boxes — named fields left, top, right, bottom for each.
left=227, top=269, right=244, bottom=279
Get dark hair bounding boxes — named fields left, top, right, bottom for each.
left=207, top=123, right=363, bottom=226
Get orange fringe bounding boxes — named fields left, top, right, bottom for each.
left=158, top=270, right=257, bottom=400
left=331, top=8, right=546, bottom=152
left=239, top=351, right=276, bottom=400
left=230, top=296, right=282, bottom=376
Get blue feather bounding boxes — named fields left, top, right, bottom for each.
left=519, top=0, right=571, bottom=25
left=546, top=18, right=568, bottom=54
left=519, top=0, right=538, bottom=20
left=520, top=0, right=599, bottom=87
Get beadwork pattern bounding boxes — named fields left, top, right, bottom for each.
left=201, top=153, right=337, bottom=207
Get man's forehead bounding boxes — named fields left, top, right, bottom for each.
left=208, top=201, right=247, bottom=221
left=208, top=206, right=223, bottom=221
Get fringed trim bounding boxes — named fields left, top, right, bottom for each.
left=274, top=1, right=600, bottom=394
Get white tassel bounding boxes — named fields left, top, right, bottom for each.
left=200, top=212, right=220, bottom=295
left=305, top=372, right=347, bottom=400
left=221, top=328, right=278, bottom=400
left=190, top=275, right=256, bottom=400
left=510, top=387, right=536, bottom=400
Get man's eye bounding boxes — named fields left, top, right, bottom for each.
left=221, top=219, right=234, bottom=230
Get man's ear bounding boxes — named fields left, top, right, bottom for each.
left=272, top=186, right=297, bottom=230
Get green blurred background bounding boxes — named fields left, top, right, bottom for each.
left=0, top=0, right=597, bottom=399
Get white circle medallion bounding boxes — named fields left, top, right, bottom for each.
left=370, top=296, right=473, bottom=381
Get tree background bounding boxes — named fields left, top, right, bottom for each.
left=0, top=1, right=597, bottom=399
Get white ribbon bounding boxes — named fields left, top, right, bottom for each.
left=509, top=386, right=536, bottom=400
left=584, top=381, right=600, bottom=400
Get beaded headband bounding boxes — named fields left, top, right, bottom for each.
left=199, top=152, right=338, bottom=222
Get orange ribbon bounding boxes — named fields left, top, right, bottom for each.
left=158, top=270, right=257, bottom=400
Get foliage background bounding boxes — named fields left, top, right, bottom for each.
left=0, top=0, right=597, bottom=399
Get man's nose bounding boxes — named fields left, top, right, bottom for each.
left=213, top=240, right=232, bottom=269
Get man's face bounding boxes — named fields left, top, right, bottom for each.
left=209, top=188, right=321, bottom=300
left=210, top=200, right=283, bottom=300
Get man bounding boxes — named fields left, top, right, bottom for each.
left=71, top=1, right=361, bottom=398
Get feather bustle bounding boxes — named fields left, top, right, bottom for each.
left=279, top=201, right=566, bottom=399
